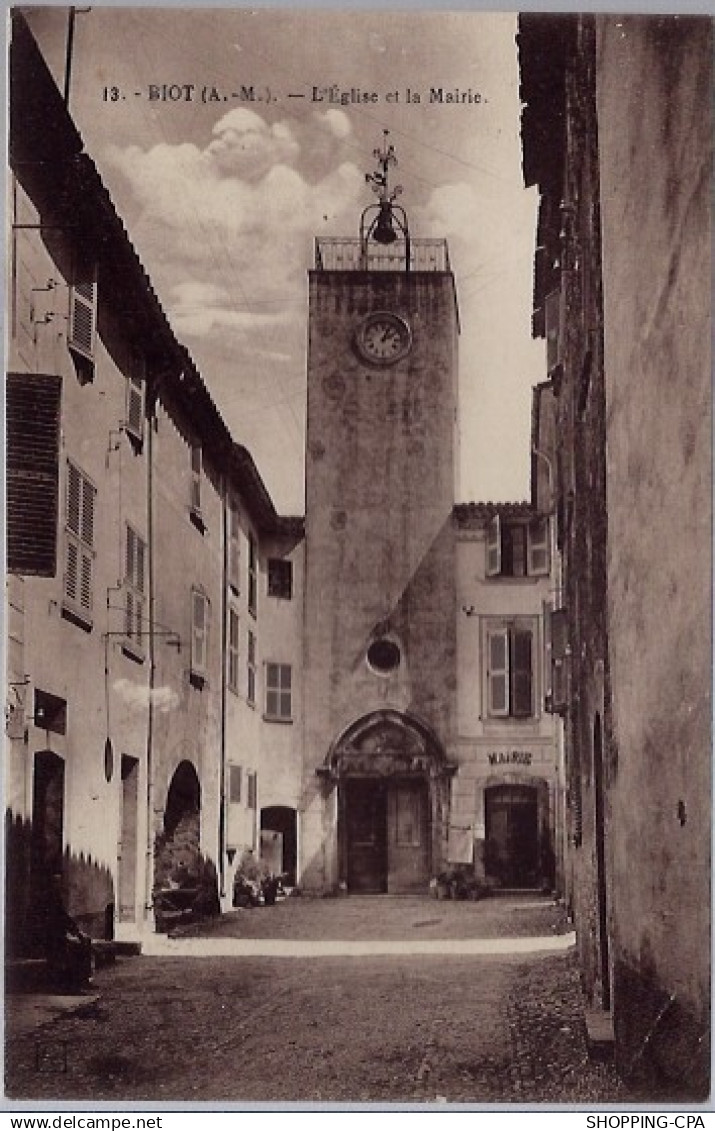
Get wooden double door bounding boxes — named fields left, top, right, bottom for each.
left=343, top=777, right=430, bottom=894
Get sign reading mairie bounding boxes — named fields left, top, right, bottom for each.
left=487, top=749, right=533, bottom=768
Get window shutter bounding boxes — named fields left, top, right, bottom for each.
left=81, top=477, right=96, bottom=547
left=511, top=629, right=533, bottom=718
left=528, top=518, right=550, bottom=576
left=68, top=280, right=97, bottom=361
left=67, top=462, right=82, bottom=536
left=229, top=764, right=242, bottom=804
left=247, top=772, right=257, bottom=810
left=7, top=373, right=62, bottom=576
left=545, top=288, right=561, bottom=372
left=228, top=500, right=240, bottom=590
left=190, top=446, right=202, bottom=513
left=485, top=514, right=501, bottom=577
left=65, top=540, right=79, bottom=603
left=126, top=366, right=145, bottom=441
left=550, top=608, right=569, bottom=714
left=487, top=629, right=509, bottom=717
left=192, top=590, right=208, bottom=675
left=79, top=548, right=93, bottom=612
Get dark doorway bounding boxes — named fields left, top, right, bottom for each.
left=29, top=751, right=65, bottom=950
left=118, top=755, right=139, bottom=921
left=593, top=714, right=611, bottom=1009
left=343, top=778, right=430, bottom=894
left=485, top=784, right=539, bottom=887
left=260, top=806, right=297, bottom=885
left=345, top=779, right=387, bottom=893
left=154, top=761, right=201, bottom=888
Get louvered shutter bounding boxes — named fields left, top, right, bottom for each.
left=228, top=764, right=242, bottom=804
left=528, top=518, right=550, bottom=576
left=511, top=629, right=533, bottom=717
left=228, top=500, right=240, bottom=590
left=487, top=629, right=509, bottom=717
left=486, top=514, right=501, bottom=577
left=7, top=373, right=61, bottom=576
left=64, top=461, right=95, bottom=616
left=126, top=371, right=144, bottom=441
left=191, top=590, right=208, bottom=675
left=68, top=280, right=96, bottom=362
left=545, top=289, right=561, bottom=372
left=191, top=446, right=202, bottom=513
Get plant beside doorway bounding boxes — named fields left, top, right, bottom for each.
left=431, top=866, right=487, bottom=901
left=232, top=849, right=286, bottom=908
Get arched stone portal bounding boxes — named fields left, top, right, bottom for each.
left=321, top=710, right=455, bottom=895
left=154, top=761, right=201, bottom=890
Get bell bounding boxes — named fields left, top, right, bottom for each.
left=373, top=203, right=398, bottom=245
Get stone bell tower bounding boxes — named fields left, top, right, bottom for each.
left=301, top=133, right=460, bottom=893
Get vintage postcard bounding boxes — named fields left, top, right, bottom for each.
left=5, top=5, right=712, bottom=1110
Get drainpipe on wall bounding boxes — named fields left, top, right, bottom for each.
left=218, top=474, right=228, bottom=905
left=143, top=398, right=157, bottom=931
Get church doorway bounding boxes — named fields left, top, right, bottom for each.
left=342, top=777, right=429, bottom=894
left=484, top=784, right=539, bottom=888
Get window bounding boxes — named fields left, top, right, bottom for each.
left=265, top=663, right=292, bottom=721
left=124, top=525, right=146, bottom=655
left=190, top=445, right=203, bottom=523
left=125, top=352, right=145, bottom=443
left=486, top=515, right=550, bottom=578
left=486, top=623, right=535, bottom=719
left=63, top=460, right=96, bottom=624
left=191, top=588, right=209, bottom=680
left=247, top=630, right=256, bottom=705
left=544, top=604, right=569, bottom=715
left=248, top=532, right=257, bottom=616
left=228, top=764, right=242, bottom=804
left=267, top=558, right=292, bottom=600
left=247, top=771, right=257, bottom=811
left=68, top=274, right=97, bottom=378
left=228, top=498, right=240, bottom=592
left=228, top=607, right=239, bottom=694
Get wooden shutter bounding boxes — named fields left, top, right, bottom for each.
left=511, top=629, right=533, bottom=718
left=485, top=514, right=501, bottom=577
left=487, top=629, right=509, bottom=717
left=126, top=361, right=145, bottom=441
left=528, top=518, right=550, bottom=576
left=228, top=764, right=242, bottom=804
left=68, top=280, right=97, bottom=362
left=550, top=608, right=569, bottom=714
left=64, top=461, right=95, bottom=616
left=228, top=499, right=240, bottom=591
left=125, top=527, right=145, bottom=645
left=190, top=446, right=202, bottom=513
left=7, top=373, right=61, bottom=575
left=545, top=288, right=561, bottom=372
left=191, top=590, right=208, bottom=675
left=247, top=771, right=257, bottom=810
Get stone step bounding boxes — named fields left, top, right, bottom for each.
left=585, top=1008, right=615, bottom=1061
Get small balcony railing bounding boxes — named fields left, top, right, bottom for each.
left=314, top=237, right=450, bottom=273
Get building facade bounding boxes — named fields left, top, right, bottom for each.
left=519, top=12, right=711, bottom=1098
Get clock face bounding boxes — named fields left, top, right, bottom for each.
left=356, top=313, right=411, bottom=365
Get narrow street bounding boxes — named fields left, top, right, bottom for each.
left=6, top=895, right=643, bottom=1105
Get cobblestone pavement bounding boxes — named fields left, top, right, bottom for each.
left=5, top=896, right=645, bottom=1106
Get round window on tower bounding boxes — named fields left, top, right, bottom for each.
left=367, top=638, right=401, bottom=676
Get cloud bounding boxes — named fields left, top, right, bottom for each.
left=104, top=110, right=363, bottom=344
left=113, top=678, right=179, bottom=713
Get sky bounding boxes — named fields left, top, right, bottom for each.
left=23, top=6, right=545, bottom=514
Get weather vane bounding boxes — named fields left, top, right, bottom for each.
left=360, top=130, right=410, bottom=266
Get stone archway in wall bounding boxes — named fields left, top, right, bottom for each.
left=154, top=761, right=201, bottom=890
left=321, top=710, right=456, bottom=895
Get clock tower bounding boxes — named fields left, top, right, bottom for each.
left=301, top=134, right=460, bottom=893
